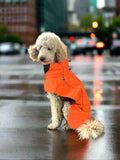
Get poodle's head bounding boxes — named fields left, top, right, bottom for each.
left=28, top=32, right=67, bottom=65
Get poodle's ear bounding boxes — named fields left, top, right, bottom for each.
left=28, top=45, right=38, bottom=61
left=55, top=40, right=67, bottom=62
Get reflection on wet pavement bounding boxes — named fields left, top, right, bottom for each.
left=0, top=52, right=120, bottom=159
left=92, top=55, right=103, bottom=107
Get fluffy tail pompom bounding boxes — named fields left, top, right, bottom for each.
left=76, top=117, right=104, bottom=139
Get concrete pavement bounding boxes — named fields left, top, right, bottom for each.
left=0, top=52, right=120, bottom=160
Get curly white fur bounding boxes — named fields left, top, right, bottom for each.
left=28, top=32, right=104, bottom=139
left=28, top=32, right=67, bottom=64
left=77, top=117, right=104, bottom=139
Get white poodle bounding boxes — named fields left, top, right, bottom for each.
left=28, top=32, right=104, bottom=139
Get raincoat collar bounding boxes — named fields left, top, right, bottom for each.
left=44, top=59, right=69, bottom=77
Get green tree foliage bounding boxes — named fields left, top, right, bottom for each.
left=93, top=16, right=120, bottom=47
left=93, top=16, right=110, bottom=44
left=109, top=16, right=120, bottom=37
left=68, top=23, right=80, bottom=31
left=110, top=17, right=120, bottom=30
left=79, top=14, right=120, bottom=47
left=80, top=13, right=93, bottom=30
left=0, top=25, right=24, bottom=44
left=6, top=34, right=23, bottom=44
left=0, top=25, right=8, bottom=43
left=0, top=25, right=7, bottom=34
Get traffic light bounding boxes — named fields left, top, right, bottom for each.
left=92, top=21, right=99, bottom=29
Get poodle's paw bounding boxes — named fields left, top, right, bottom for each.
left=47, top=123, right=59, bottom=130
left=62, top=123, right=71, bottom=130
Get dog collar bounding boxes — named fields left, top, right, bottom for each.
left=43, top=64, right=50, bottom=74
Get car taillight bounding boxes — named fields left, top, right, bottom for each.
left=96, top=42, right=105, bottom=48
left=77, top=39, right=83, bottom=43
left=116, top=44, right=120, bottom=47
left=69, top=36, right=75, bottom=42
left=89, top=40, right=95, bottom=45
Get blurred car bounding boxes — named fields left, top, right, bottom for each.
left=13, top=43, right=21, bottom=54
left=87, top=39, right=105, bottom=56
left=0, top=43, right=13, bottom=55
left=70, top=37, right=88, bottom=55
left=110, top=39, right=120, bottom=56
left=0, top=42, right=21, bottom=55
left=20, top=44, right=28, bottom=54
left=70, top=37, right=105, bottom=56
left=95, top=41, right=105, bottom=55
left=86, top=38, right=96, bottom=54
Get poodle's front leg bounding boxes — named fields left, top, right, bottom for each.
left=47, top=93, right=63, bottom=130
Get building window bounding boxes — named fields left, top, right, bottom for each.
left=20, top=0, right=26, bottom=3
left=0, top=0, right=3, bottom=2
left=12, top=0, right=19, bottom=3
left=11, top=7, right=15, bottom=13
left=11, top=0, right=27, bottom=3
left=8, top=16, right=12, bottom=22
left=23, top=7, right=27, bottom=13
left=23, top=15, right=27, bottom=22
left=0, top=8, right=3, bottom=13
left=7, top=8, right=11, bottom=14
left=0, top=16, right=3, bottom=23
left=11, top=15, right=15, bottom=22
left=4, top=0, right=11, bottom=3
left=4, top=8, right=7, bottom=14
left=20, top=8, right=23, bottom=13
left=0, top=0, right=27, bottom=3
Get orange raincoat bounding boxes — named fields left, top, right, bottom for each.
left=44, top=60, right=91, bottom=129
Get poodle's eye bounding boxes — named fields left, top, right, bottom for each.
left=48, top=47, right=51, bottom=51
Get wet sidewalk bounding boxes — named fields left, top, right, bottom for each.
left=0, top=53, right=120, bottom=160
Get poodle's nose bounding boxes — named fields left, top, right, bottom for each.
left=40, top=57, right=45, bottom=61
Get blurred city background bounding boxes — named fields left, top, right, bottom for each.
left=0, top=0, right=120, bottom=55
left=0, top=0, right=120, bottom=160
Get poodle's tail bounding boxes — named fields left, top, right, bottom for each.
left=76, top=117, right=104, bottom=139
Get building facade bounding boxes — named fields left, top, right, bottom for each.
left=0, top=0, right=68, bottom=45
left=116, top=0, right=120, bottom=16
left=67, top=0, right=79, bottom=26
left=105, top=0, right=120, bottom=16
left=105, top=0, right=116, bottom=8
left=104, top=0, right=116, bottom=26
left=90, top=0, right=97, bottom=14
left=74, top=0, right=90, bottom=19
left=0, top=0, right=37, bottom=45
left=36, top=0, right=68, bottom=33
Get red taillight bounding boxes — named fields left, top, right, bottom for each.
left=69, top=36, right=75, bottom=42
left=96, top=42, right=105, bottom=48
left=77, top=39, right=83, bottom=43
left=89, top=40, right=95, bottom=45
left=116, top=44, right=120, bottom=47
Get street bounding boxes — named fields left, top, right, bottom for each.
left=0, top=50, right=120, bottom=160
